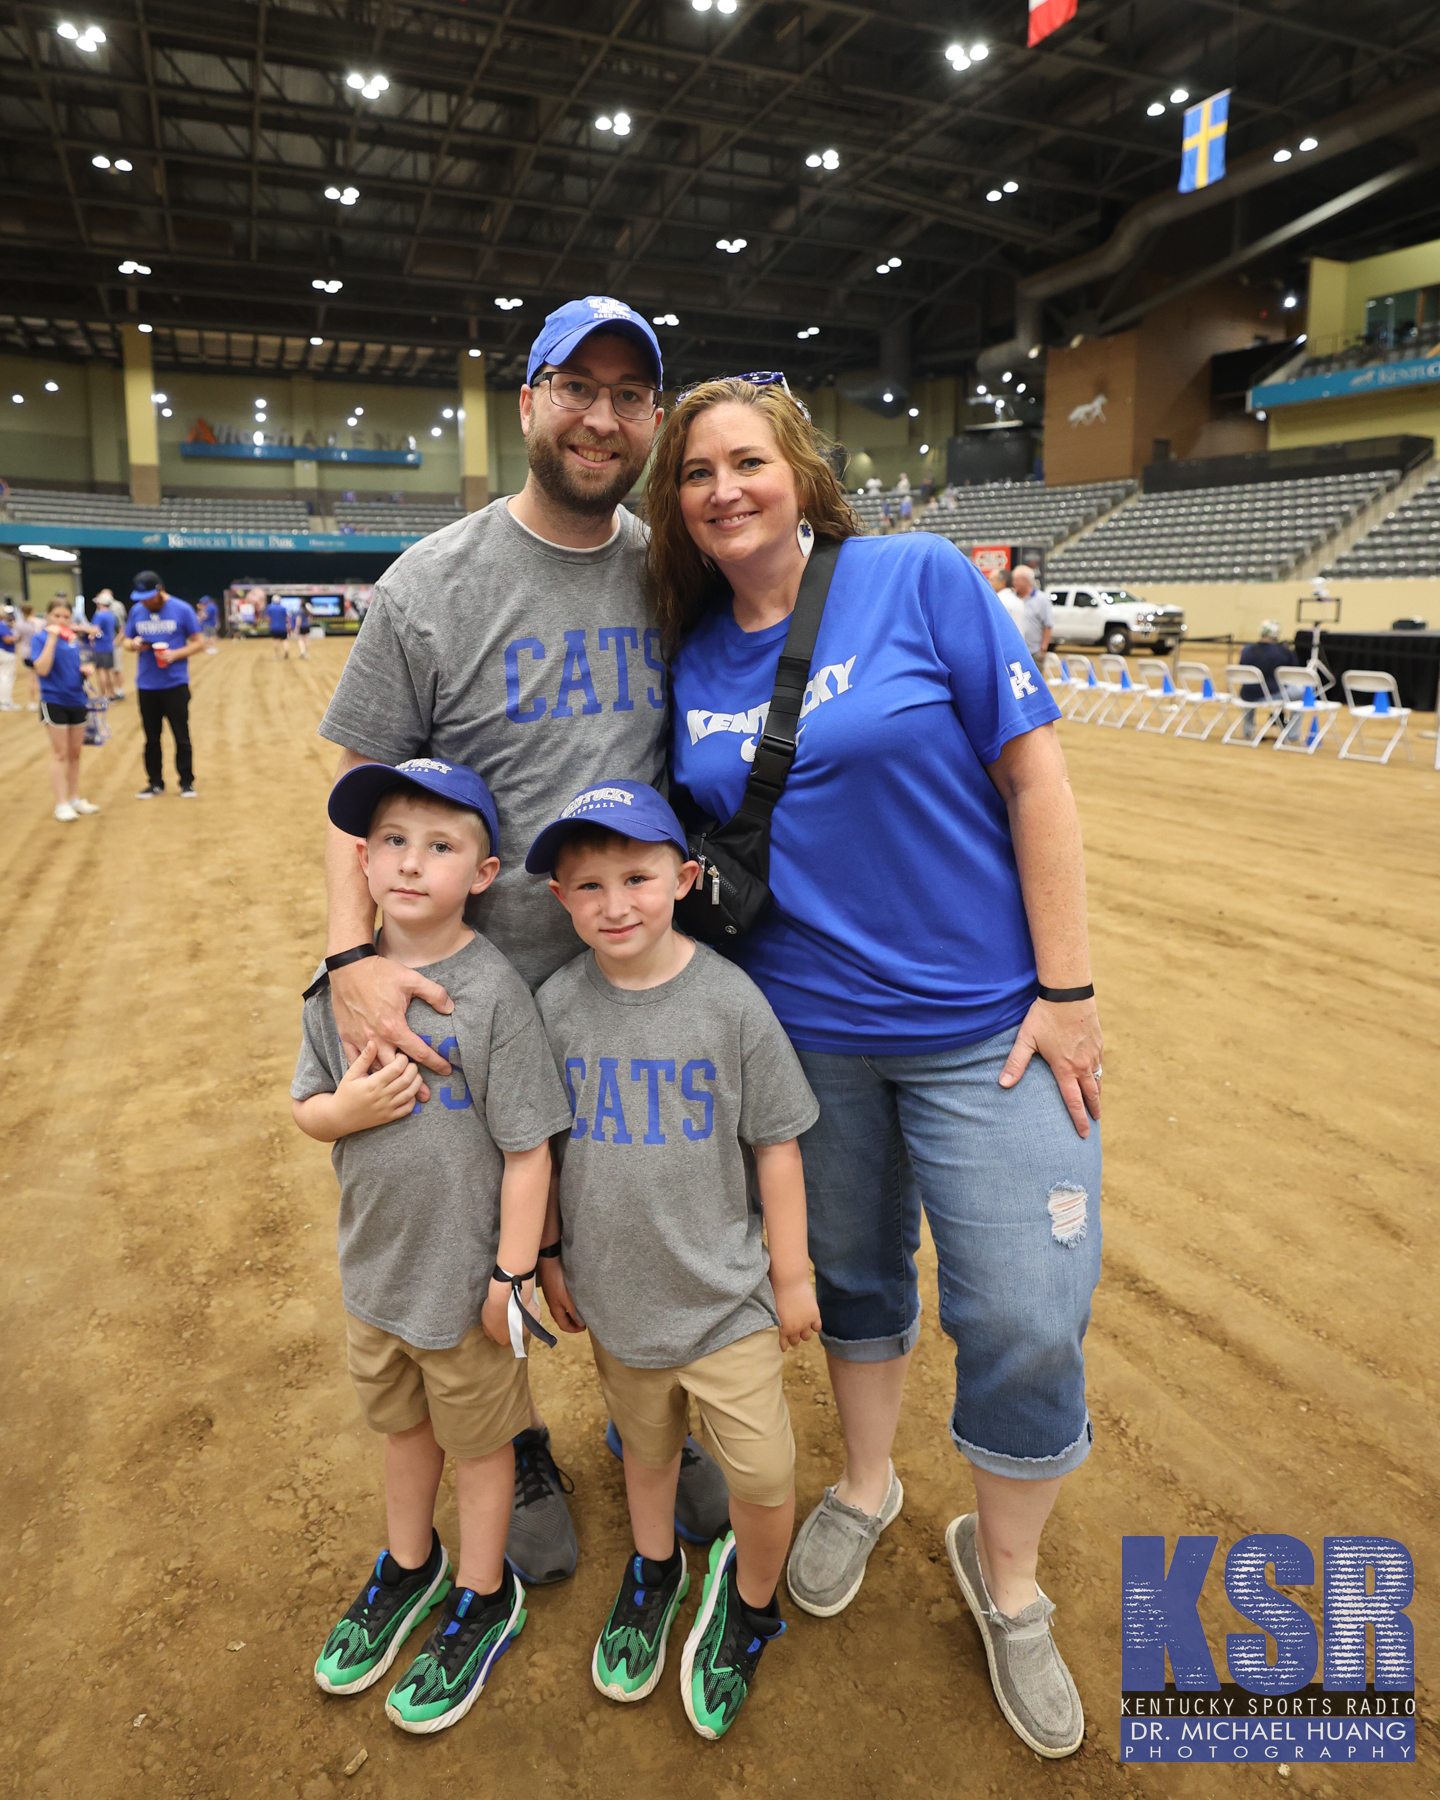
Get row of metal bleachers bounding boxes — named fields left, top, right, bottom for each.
left=851, top=479, right=1134, bottom=547
left=1325, top=469, right=1440, bottom=580
left=1049, top=473, right=1396, bottom=584
left=2, top=488, right=312, bottom=529
left=332, top=499, right=464, bottom=534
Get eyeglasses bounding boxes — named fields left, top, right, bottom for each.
left=530, top=369, right=659, bottom=422
left=678, top=370, right=811, bottom=421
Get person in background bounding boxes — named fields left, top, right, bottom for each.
left=15, top=602, right=41, bottom=710
left=898, top=492, right=914, bottom=531
left=1009, top=566, right=1054, bottom=662
left=0, top=605, right=17, bottom=711
left=289, top=597, right=311, bottom=661
left=267, top=594, right=292, bottom=659
left=124, top=570, right=203, bottom=798
left=1239, top=619, right=1292, bottom=740
left=27, top=597, right=102, bottom=822
left=199, top=596, right=221, bottom=653
left=87, top=594, right=119, bottom=699
left=103, top=591, right=130, bottom=700
left=894, top=471, right=911, bottom=495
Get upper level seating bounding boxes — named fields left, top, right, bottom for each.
left=1047, top=472, right=1396, bottom=583
left=1294, top=326, right=1440, bottom=382
left=2, top=488, right=312, bottom=530
left=852, top=479, right=1134, bottom=547
left=1324, top=468, right=1440, bottom=580
left=331, top=498, right=465, bottom=535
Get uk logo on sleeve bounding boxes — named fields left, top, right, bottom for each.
left=1009, top=661, right=1038, bottom=699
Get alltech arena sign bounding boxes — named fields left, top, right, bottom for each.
left=1121, top=1534, right=1414, bottom=1764
left=1250, top=354, right=1440, bottom=410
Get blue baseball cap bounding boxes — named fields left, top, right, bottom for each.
left=525, top=780, right=689, bottom=874
left=526, top=296, right=663, bottom=390
left=328, top=756, right=501, bottom=854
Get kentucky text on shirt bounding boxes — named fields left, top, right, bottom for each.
left=686, top=657, right=859, bottom=759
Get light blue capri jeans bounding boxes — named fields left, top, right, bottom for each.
left=794, top=1024, right=1102, bottom=1481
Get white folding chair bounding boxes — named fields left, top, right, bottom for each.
left=1133, top=659, right=1186, bottom=734
left=1172, top=660, right=1226, bottom=741
left=1338, top=670, right=1413, bottom=764
left=1273, top=664, right=1342, bottom=755
left=1095, top=654, right=1143, bottom=728
left=1041, top=651, right=1073, bottom=714
left=1062, top=653, right=1107, bottom=723
left=1220, top=664, right=1283, bottom=747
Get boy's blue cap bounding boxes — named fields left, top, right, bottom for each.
left=525, top=781, right=688, bottom=874
left=526, top=297, right=663, bottom=390
left=328, top=757, right=500, bottom=853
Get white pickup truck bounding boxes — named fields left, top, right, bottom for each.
left=1047, top=585, right=1186, bottom=656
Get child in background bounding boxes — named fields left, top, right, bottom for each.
left=27, top=598, right=101, bottom=822
left=293, top=756, right=572, bottom=1735
left=529, top=781, right=821, bottom=1741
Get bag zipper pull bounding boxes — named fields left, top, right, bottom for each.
left=710, top=864, right=721, bottom=905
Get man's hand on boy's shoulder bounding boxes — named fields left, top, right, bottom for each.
left=539, top=1256, right=586, bottom=1334
left=333, top=1038, right=424, bottom=1133
left=773, top=1277, right=822, bottom=1352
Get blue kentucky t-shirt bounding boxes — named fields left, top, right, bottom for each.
left=670, top=533, right=1061, bottom=1055
left=28, top=627, right=88, bottom=708
left=93, top=610, right=116, bottom=652
left=127, top=598, right=198, bottom=691
left=266, top=601, right=289, bottom=634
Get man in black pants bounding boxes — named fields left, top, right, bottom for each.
left=123, top=571, right=204, bottom=798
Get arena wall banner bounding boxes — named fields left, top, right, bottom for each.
left=0, top=524, right=427, bottom=554
left=1250, top=355, right=1440, bottom=410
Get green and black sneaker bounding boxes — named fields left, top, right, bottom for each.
left=680, top=1532, right=786, bottom=1740
left=314, top=1533, right=451, bottom=1695
left=592, top=1548, right=690, bottom=1702
left=384, top=1568, right=527, bottom=1735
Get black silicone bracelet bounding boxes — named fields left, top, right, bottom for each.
left=537, top=1242, right=562, bottom=1259
left=325, top=943, right=379, bottom=972
left=1036, top=982, right=1095, bottom=1003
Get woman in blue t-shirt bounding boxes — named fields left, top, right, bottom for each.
left=27, top=599, right=101, bottom=823
left=648, top=378, right=1103, bottom=1760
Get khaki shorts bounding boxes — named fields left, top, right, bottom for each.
left=345, top=1315, right=531, bottom=1461
left=592, top=1328, right=795, bottom=1508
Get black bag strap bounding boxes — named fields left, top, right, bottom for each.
left=730, top=541, right=842, bottom=828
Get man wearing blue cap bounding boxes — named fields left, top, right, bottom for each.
left=314, top=296, right=723, bottom=1583
left=124, top=570, right=203, bottom=798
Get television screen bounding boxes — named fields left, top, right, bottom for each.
left=277, top=596, right=303, bottom=613
left=307, top=594, right=343, bottom=617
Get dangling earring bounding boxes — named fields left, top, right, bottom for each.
left=797, top=516, right=815, bottom=559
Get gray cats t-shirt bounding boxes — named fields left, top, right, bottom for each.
left=535, top=943, right=819, bottom=1369
left=318, top=500, right=666, bottom=992
left=291, top=934, right=573, bottom=1349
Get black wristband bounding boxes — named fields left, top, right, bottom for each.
left=1036, top=982, right=1095, bottom=1003
left=492, top=1262, right=538, bottom=1284
left=325, top=944, right=379, bottom=972
left=537, top=1242, right=562, bottom=1259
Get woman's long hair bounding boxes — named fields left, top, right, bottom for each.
left=644, top=378, right=861, bottom=658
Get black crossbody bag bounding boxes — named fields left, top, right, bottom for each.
left=672, top=541, right=841, bottom=945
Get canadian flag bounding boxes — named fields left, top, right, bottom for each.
left=1028, top=0, right=1077, bottom=46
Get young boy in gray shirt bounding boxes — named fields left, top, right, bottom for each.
left=526, top=780, right=821, bottom=1742
left=292, top=757, right=572, bottom=1736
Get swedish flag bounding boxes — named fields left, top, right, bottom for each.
left=1179, top=90, right=1229, bottom=193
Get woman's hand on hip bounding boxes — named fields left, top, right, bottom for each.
left=998, top=997, right=1103, bottom=1138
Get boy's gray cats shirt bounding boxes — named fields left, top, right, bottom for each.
left=317, top=501, right=666, bottom=993
left=536, top=943, right=819, bottom=1370
left=292, top=934, right=573, bottom=1350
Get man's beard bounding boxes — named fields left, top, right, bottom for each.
left=526, top=421, right=647, bottom=519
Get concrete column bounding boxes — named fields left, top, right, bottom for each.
left=290, top=374, right=319, bottom=504
left=458, top=352, right=489, bottom=512
left=120, top=324, right=161, bottom=505
left=86, top=362, right=122, bottom=488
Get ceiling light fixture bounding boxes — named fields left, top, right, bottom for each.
left=1299, top=136, right=1318, bottom=152
left=596, top=115, right=613, bottom=130
left=346, top=416, right=357, bottom=427
left=1273, top=148, right=1292, bottom=163
left=310, top=335, right=324, bottom=346
left=150, top=391, right=167, bottom=403
left=976, top=383, right=988, bottom=396
left=1028, top=344, right=1041, bottom=358
left=74, top=25, right=103, bottom=50
left=652, top=312, right=680, bottom=326
left=717, top=0, right=737, bottom=11
left=1283, top=294, right=1298, bottom=309
left=1170, top=88, right=1189, bottom=104
left=57, top=20, right=80, bottom=36
left=348, top=72, right=388, bottom=99
left=92, top=154, right=110, bottom=169
left=161, top=407, right=172, bottom=417
left=312, top=278, right=344, bottom=293
left=1002, top=180, right=1018, bottom=194
left=254, top=413, right=267, bottom=424
left=612, top=111, right=632, bottom=137
left=115, top=158, right=132, bottom=172
left=494, top=296, right=523, bottom=310
left=430, top=426, right=442, bottom=437
left=468, top=347, right=482, bottom=358
left=353, top=407, right=363, bottom=417
left=716, top=237, right=747, bottom=253
left=137, top=322, right=152, bottom=333
left=985, top=189, right=1002, bottom=202
left=970, top=42, right=988, bottom=59
left=796, top=326, right=819, bottom=339
left=919, top=442, right=929, bottom=454
left=253, top=430, right=264, bottom=445
left=888, top=255, right=902, bottom=269
left=1147, top=101, right=1165, bottom=117
left=11, top=393, right=23, bottom=404
left=1016, top=382, right=1026, bottom=394
left=908, top=406, right=920, bottom=417
left=45, top=380, right=59, bottom=392
left=118, top=260, right=151, bottom=275
left=882, top=390, right=894, bottom=403
left=1002, top=371, right=1012, bottom=382
left=876, top=263, right=891, bottom=275
left=692, top=0, right=711, bottom=9
left=945, top=44, right=970, bottom=69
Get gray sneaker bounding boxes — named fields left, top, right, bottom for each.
left=785, top=1463, right=903, bottom=1617
left=944, top=1512, right=1084, bottom=1758
left=505, top=1427, right=577, bottom=1585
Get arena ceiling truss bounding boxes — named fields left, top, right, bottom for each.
left=2, top=0, right=1439, bottom=390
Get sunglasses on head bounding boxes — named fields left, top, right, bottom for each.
left=677, top=370, right=811, bottom=421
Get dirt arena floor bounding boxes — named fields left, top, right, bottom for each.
left=2, top=635, right=1436, bottom=1800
